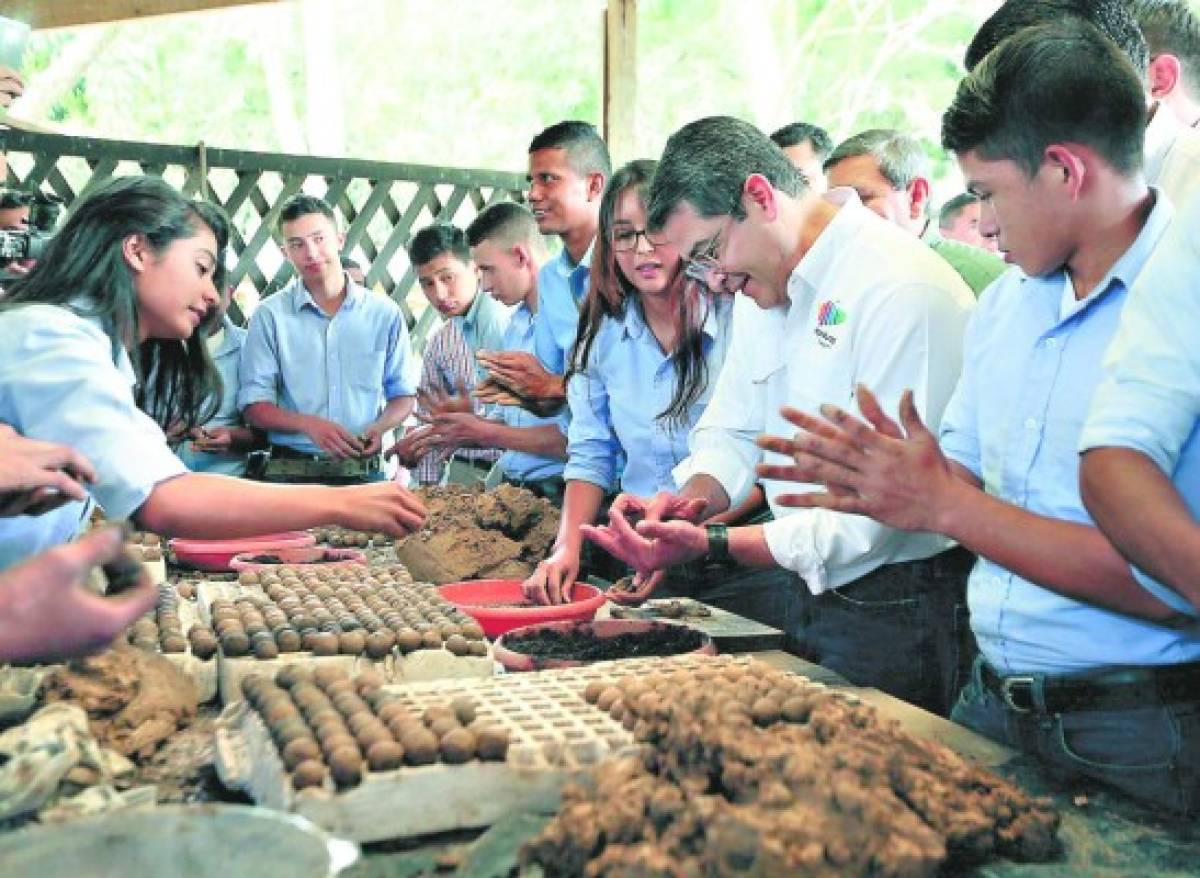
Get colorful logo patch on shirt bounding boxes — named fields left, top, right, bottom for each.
left=816, top=300, right=847, bottom=327
left=814, top=300, right=846, bottom=348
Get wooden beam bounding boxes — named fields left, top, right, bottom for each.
left=602, top=0, right=637, bottom=165
left=0, top=0, right=280, bottom=31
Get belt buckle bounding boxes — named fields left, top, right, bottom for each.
left=1000, top=675, right=1036, bottom=713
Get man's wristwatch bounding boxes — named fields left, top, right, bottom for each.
left=704, top=523, right=731, bottom=563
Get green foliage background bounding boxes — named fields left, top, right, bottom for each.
left=21, top=0, right=1004, bottom=193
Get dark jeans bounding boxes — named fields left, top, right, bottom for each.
left=953, top=656, right=1200, bottom=816
left=797, top=546, right=976, bottom=716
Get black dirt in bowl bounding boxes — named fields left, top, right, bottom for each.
left=504, top=625, right=704, bottom=661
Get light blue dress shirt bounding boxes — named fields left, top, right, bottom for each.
left=493, top=302, right=567, bottom=481
left=178, top=315, right=249, bottom=476
left=564, top=293, right=733, bottom=497
left=533, top=241, right=593, bottom=374
left=1080, top=195, right=1200, bottom=615
left=453, top=288, right=511, bottom=386
left=238, top=277, right=418, bottom=455
left=940, top=192, right=1200, bottom=674
left=0, top=304, right=188, bottom=569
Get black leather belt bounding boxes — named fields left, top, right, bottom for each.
left=981, top=660, right=1200, bottom=714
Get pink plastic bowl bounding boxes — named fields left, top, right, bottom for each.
left=168, top=532, right=317, bottom=572
left=437, top=579, right=606, bottom=639
left=492, top=618, right=716, bottom=672
left=228, top=547, right=368, bottom=572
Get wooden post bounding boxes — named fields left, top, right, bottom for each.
left=603, top=0, right=637, bottom=166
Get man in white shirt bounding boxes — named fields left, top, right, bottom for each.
left=1131, top=0, right=1200, bottom=129
left=582, top=116, right=976, bottom=715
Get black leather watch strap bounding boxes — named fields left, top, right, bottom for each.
left=705, top=523, right=731, bottom=563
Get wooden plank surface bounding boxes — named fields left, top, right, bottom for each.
left=0, top=0, right=278, bottom=30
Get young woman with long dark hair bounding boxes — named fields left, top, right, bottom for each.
left=0, top=176, right=424, bottom=569
left=522, top=159, right=734, bottom=603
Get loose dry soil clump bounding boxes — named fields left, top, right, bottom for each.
left=522, top=661, right=1061, bottom=877
left=41, top=644, right=198, bottom=761
left=394, top=484, right=559, bottom=584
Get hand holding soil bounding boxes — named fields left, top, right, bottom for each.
left=332, top=482, right=427, bottom=537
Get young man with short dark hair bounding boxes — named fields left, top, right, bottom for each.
left=238, top=194, right=417, bottom=483
left=404, top=203, right=568, bottom=500
left=769, top=121, right=832, bottom=193
left=824, top=128, right=1005, bottom=295
left=966, top=0, right=1200, bottom=209
left=771, top=21, right=1200, bottom=815
left=390, top=222, right=508, bottom=486
left=475, top=121, right=609, bottom=412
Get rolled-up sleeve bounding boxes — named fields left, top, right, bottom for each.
left=383, top=312, right=418, bottom=399
left=237, top=308, right=282, bottom=410
left=1079, top=202, right=1200, bottom=473
left=0, top=316, right=186, bottom=519
left=563, top=369, right=621, bottom=491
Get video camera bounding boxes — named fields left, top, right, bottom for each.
left=0, top=227, right=47, bottom=261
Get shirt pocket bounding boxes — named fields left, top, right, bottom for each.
left=347, top=352, right=386, bottom=391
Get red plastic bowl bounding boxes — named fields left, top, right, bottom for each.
left=229, top=547, right=368, bottom=572
left=437, top=579, right=607, bottom=639
left=168, top=532, right=317, bottom=572
left=492, top=619, right=715, bottom=672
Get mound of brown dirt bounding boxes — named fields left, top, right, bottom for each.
left=395, top=484, right=559, bottom=584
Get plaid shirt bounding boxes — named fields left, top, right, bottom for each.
left=412, top=318, right=502, bottom=484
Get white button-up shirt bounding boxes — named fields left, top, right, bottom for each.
left=675, top=190, right=975, bottom=593
left=1144, top=102, right=1200, bottom=210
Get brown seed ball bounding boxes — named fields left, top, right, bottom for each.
left=275, top=629, right=302, bottom=653
left=780, top=696, right=811, bottom=724
left=420, top=629, right=443, bottom=650
left=310, top=633, right=339, bottom=656
left=365, top=630, right=397, bottom=659
left=261, top=700, right=299, bottom=726
left=356, top=725, right=393, bottom=752
left=338, top=630, right=366, bottom=655
left=450, top=696, right=477, bottom=725
left=439, top=728, right=476, bottom=764
left=221, top=631, right=251, bottom=657
left=253, top=636, right=280, bottom=660
left=320, top=733, right=359, bottom=758
left=596, top=687, right=623, bottom=712
left=376, top=701, right=411, bottom=726
left=444, top=634, right=470, bottom=657
left=583, top=680, right=607, bottom=704
left=312, top=665, right=349, bottom=688
left=751, top=696, right=781, bottom=726
left=282, top=737, right=322, bottom=770
left=423, top=705, right=456, bottom=726
left=366, top=740, right=404, bottom=772
left=328, top=746, right=363, bottom=788
left=460, top=621, right=485, bottom=641
left=467, top=640, right=489, bottom=658
left=476, top=726, right=509, bottom=761
left=400, top=727, right=439, bottom=765
left=428, top=715, right=461, bottom=739
left=314, top=719, right=350, bottom=743
left=395, top=628, right=422, bottom=655
left=238, top=571, right=261, bottom=586
left=271, top=718, right=314, bottom=748
left=292, top=759, right=326, bottom=790
left=355, top=671, right=385, bottom=698
left=323, top=677, right=356, bottom=699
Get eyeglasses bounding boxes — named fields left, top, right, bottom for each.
left=682, top=221, right=749, bottom=294
left=611, top=228, right=670, bottom=253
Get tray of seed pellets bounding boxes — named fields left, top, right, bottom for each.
left=214, top=654, right=754, bottom=842
left=197, top=563, right=492, bottom=703
left=123, top=583, right=219, bottom=702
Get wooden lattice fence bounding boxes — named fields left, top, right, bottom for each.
left=0, top=128, right=526, bottom=348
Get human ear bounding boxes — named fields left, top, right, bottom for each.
left=742, top=174, right=779, bottom=221
left=1043, top=145, right=1087, bottom=199
left=587, top=172, right=607, bottom=201
left=907, top=177, right=931, bottom=221
left=122, top=234, right=151, bottom=272
left=1148, top=54, right=1182, bottom=101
